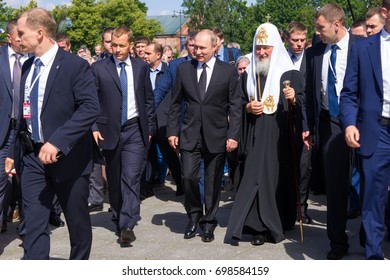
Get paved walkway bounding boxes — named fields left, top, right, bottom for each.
left=1, top=178, right=389, bottom=260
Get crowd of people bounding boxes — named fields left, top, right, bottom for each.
left=0, top=1, right=390, bottom=260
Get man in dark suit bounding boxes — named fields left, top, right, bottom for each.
left=0, top=18, right=29, bottom=234
left=91, top=26, right=155, bottom=247
left=340, top=0, right=390, bottom=259
left=153, top=33, right=197, bottom=196
left=5, top=8, right=99, bottom=259
left=141, top=42, right=169, bottom=199
left=167, top=29, right=242, bottom=243
left=302, top=3, right=360, bottom=259
left=154, top=32, right=197, bottom=108
left=285, top=21, right=313, bottom=225
left=213, top=28, right=242, bottom=64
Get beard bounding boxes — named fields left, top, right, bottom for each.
left=255, top=56, right=270, bottom=76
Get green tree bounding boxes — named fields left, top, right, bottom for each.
left=182, top=0, right=254, bottom=53
left=66, top=0, right=162, bottom=51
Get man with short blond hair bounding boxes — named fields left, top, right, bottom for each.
left=9, top=8, right=99, bottom=259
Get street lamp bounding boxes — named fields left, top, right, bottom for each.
left=172, top=9, right=184, bottom=51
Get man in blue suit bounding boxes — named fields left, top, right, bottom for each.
left=91, top=26, right=155, bottom=247
left=5, top=8, right=99, bottom=259
left=154, top=32, right=197, bottom=108
left=302, top=3, right=360, bottom=259
left=340, top=0, right=390, bottom=260
left=0, top=18, right=29, bottom=233
left=213, top=28, right=242, bottom=64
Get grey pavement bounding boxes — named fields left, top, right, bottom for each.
left=1, top=178, right=389, bottom=260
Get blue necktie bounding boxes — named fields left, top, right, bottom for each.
left=119, top=62, right=128, bottom=125
left=30, top=58, right=43, bottom=142
left=328, top=44, right=339, bottom=118
left=290, top=54, right=297, bottom=64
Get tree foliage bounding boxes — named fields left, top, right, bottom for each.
left=0, top=0, right=385, bottom=53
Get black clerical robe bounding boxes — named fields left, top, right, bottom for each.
left=225, top=70, right=305, bottom=243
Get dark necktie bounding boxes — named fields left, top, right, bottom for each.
left=119, top=62, right=128, bottom=124
left=199, top=63, right=207, bottom=100
left=328, top=44, right=339, bottom=118
left=30, top=58, right=43, bottom=142
left=12, top=53, right=22, bottom=119
left=290, top=54, right=297, bottom=64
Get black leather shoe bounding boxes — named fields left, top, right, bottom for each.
left=201, top=230, right=215, bottom=242
left=298, top=213, right=313, bottom=224
left=326, top=248, right=348, bottom=260
left=49, top=216, right=65, bottom=227
left=184, top=222, right=197, bottom=239
left=88, top=203, right=103, bottom=212
left=251, top=234, right=265, bottom=246
left=347, top=208, right=361, bottom=219
left=120, top=228, right=136, bottom=246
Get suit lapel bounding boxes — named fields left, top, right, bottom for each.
left=105, top=56, right=121, bottom=92
left=368, top=34, right=383, bottom=96
left=189, top=59, right=200, bottom=101
left=0, top=47, right=13, bottom=98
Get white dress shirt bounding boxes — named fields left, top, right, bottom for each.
left=321, top=32, right=350, bottom=110
left=381, top=28, right=390, bottom=118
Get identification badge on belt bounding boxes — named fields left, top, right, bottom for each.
left=23, top=102, right=31, bottom=118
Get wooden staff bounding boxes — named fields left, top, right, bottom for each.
left=283, top=79, right=304, bottom=243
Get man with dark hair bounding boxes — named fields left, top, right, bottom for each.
left=350, top=19, right=367, bottom=37
left=302, top=3, right=361, bottom=259
left=152, top=32, right=198, bottom=196
left=56, top=32, right=71, bottom=51
left=213, top=28, right=242, bottom=64
left=366, top=7, right=385, bottom=36
left=134, top=36, right=150, bottom=61
left=0, top=18, right=29, bottom=234
left=340, top=0, right=390, bottom=260
left=7, top=8, right=99, bottom=259
left=141, top=42, right=168, bottom=198
left=100, top=27, right=114, bottom=60
left=91, top=27, right=155, bottom=247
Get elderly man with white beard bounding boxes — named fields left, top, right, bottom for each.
left=225, top=23, right=305, bottom=246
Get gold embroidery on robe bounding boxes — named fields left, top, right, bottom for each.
left=263, top=95, right=275, bottom=112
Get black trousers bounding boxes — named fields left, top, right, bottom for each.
left=319, top=110, right=350, bottom=251
left=181, top=136, right=225, bottom=231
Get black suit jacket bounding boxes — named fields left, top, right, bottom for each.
left=91, top=56, right=156, bottom=150
left=18, top=49, right=99, bottom=182
left=167, top=59, right=242, bottom=154
left=302, top=34, right=360, bottom=141
left=0, top=46, right=13, bottom=147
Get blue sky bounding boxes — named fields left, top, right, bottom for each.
left=5, top=0, right=258, bottom=15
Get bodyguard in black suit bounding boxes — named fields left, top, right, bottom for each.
left=91, top=27, right=155, bottom=247
left=302, top=3, right=360, bottom=260
left=167, top=29, right=242, bottom=242
left=285, top=21, right=313, bottom=224
left=6, top=9, right=99, bottom=259
left=0, top=19, right=29, bottom=234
